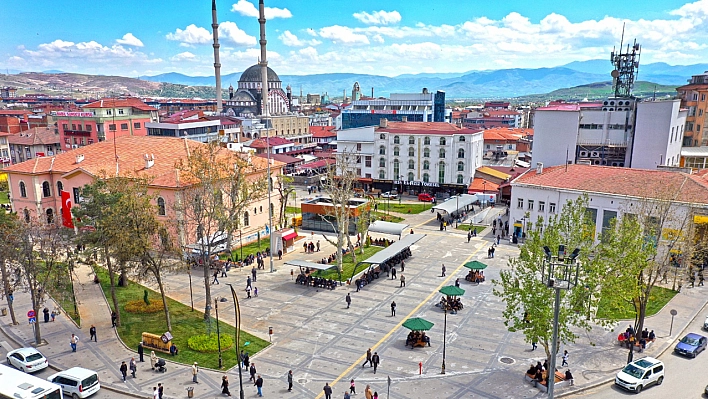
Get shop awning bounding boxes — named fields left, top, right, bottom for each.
left=360, top=234, right=425, bottom=265
left=295, top=158, right=335, bottom=170
left=284, top=260, right=339, bottom=271
left=432, top=194, right=478, bottom=214
left=368, top=221, right=410, bottom=237
left=282, top=230, right=298, bottom=241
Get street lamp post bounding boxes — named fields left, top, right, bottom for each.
left=188, top=269, right=194, bottom=311
left=541, top=245, right=581, bottom=399
left=226, top=284, right=245, bottom=399
left=266, top=129, right=275, bottom=273
left=455, top=194, right=459, bottom=228
left=214, top=298, right=223, bottom=369
left=441, top=307, right=448, bottom=374
left=239, top=230, right=243, bottom=264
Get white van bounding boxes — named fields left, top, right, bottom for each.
left=615, top=357, right=664, bottom=393
left=47, top=367, right=100, bottom=398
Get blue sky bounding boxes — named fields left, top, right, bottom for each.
left=1, top=0, right=706, bottom=77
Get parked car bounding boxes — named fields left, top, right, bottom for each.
left=47, top=367, right=101, bottom=398
left=381, top=191, right=398, bottom=199
left=703, top=315, right=708, bottom=331
left=674, top=333, right=707, bottom=357
left=418, top=193, right=434, bottom=202
left=615, top=357, right=664, bottom=393
left=6, top=347, right=48, bottom=373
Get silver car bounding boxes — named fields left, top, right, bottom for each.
left=6, top=347, right=48, bottom=373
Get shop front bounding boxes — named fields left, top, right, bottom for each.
left=371, top=179, right=467, bottom=197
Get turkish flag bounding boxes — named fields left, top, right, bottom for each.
left=61, top=191, right=74, bottom=229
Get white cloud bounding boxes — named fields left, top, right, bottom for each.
left=279, top=30, right=321, bottom=47
left=353, top=10, right=401, bottom=25
left=116, top=33, right=144, bottom=47
left=230, top=0, right=292, bottom=19
left=220, top=21, right=257, bottom=46
left=170, top=52, right=197, bottom=62
left=317, top=26, right=369, bottom=45
left=166, top=24, right=211, bottom=45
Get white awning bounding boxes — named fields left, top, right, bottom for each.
left=361, top=234, right=426, bottom=265
left=368, top=221, right=410, bottom=237
left=432, top=194, right=478, bottom=214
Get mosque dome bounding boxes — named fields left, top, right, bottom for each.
left=239, top=65, right=281, bottom=83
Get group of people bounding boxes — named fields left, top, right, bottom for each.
left=405, top=331, right=431, bottom=347
left=487, top=245, right=497, bottom=258
left=436, top=296, right=463, bottom=312
left=618, top=325, right=655, bottom=350
left=465, top=270, right=485, bottom=283
left=295, top=272, right=337, bottom=290
left=526, top=360, right=574, bottom=387
left=319, top=251, right=339, bottom=265
left=304, top=240, right=321, bottom=253
left=370, top=237, right=394, bottom=247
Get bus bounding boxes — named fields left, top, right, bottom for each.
left=0, top=364, right=62, bottom=399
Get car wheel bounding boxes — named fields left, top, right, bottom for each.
left=635, top=385, right=642, bottom=393
left=5, top=357, right=8, bottom=365
left=72, top=393, right=80, bottom=399
left=657, top=376, right=663, bottom=385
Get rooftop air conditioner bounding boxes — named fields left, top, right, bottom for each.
left=591, top=151, right=600, bottom=157
left=579, top=151, right=588, bottom=157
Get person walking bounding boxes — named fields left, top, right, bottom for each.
left=119, top=361, right=128, bottom=382
left=43, top=307, right=50, bottom=323
left=344, top=391, right=351, bottom=399
left=192, top=362, right=199, bottom=383
left=467, top=231, right=472, bottom=243
left=497, top=235, right=501, bottom=245
left=150, top=351, right=158, bottom=369
left=246, top=285, right=252, bottom=298
left=562, top=350, right=569, bottom=367
left=390, top=301, right=397, bottom=317
left=287, top=370, right=293, bottom=392
left=371, top=352, right=380, bottom=374
left=111, top=311, right=117, bottom=328
left=441, top=264, right=446, bottom=277
left=243, top=352, right=250, bottom=370
left=252, top=267, right=257, bottom=282
left=323, top=382, right=333, bottom=399
left=400, top=274, right=406, bottom=287
left=350, top=379, right=356, bottom=395
left=212, top=269, right=220, bottom=285
left=129, top=357, right=137, bottom=378
left=70, top=333, right=79, bottom=352
left=365, top=385, right=373, bottom=399
left=317, top=241, right=321, bottom=252
left=391, top=266, right=397, bottom=279
left=222, top=375, right=232, bottom=396
left=531, top=341, right=537, bottom=351
left=455, top=278, right=460, bottom=288
left=255, top=375, right=263, bottom=397
left=152, top=387, right=159, bottom=399
left=246, top=276, right=252, bottom=289
left=138, top=342, right=145, bottom=362
left=346, top=293, right=351, bottom=309
left=373, top=392, right=379, bottom=399
left=249, top=363, right=257, bottom=383
left=158, top=383, right=164, bottom=399
left=362, top=348, right=373, bottom=367
left=89, top=325, right=97, bottom=342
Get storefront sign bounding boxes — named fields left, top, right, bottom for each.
left=51, top=111, right=94, bottom=117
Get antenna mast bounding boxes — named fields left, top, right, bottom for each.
left=610, top=23, right=641, bottom=98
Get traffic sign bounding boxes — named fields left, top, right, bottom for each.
left=27, top=310, right=35, bottom=318
left=28, top=317, right=36, bottom=324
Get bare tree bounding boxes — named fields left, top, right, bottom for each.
left=275, top=174, right=295, bottom=229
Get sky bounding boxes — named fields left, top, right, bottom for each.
left=1, top=0, right=708, bottom=78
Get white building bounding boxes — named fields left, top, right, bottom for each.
left=145, top=118, right=222, bottom=143
left=533, top=99, right=686, bottom=169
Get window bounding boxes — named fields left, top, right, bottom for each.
left=57, top=181, right=63, bottom=194
left=517, top=198, right=524, bottom=208
left=393, top=159, right=400, bottom=178
left=379, top=158, right=386, bottom=167
left=356, top=143, right=362, bottom=151
left=424, top=136, right=430, bottom=145
left=702, top=94, right=707, bottom=102
left=106, top=109, right=112, bottom=116
left=407, top=159, right=414, bottom=169
left=438, top=161, right=445, bottom=183
left=539, top=201, right=545, bottom=212
left=19, top=181, right=27, bottom=198
left=423, top=160, right=430, bottom=170
left=424, top=148, right=430, bottom=158
left=528, top=199, right=534, bottom=210
left=86, top=125, right=92, bottom=131
left=408, top=147, right=415, bottom=157
left=379, top=146, right=386, bottom=155
left=356, top=156, right=362, bottom=164
left=393, top=147, right=399, bottom=156
left=62, top=124, right=68, bottom=130
left=365, top=156, right=371, bottom=167
left=118, top=108, right=124, bottom=115
left=459, top=136, right=466, bottom=142
left=457, top=161, right=464, bottom=171
left=120, top=123, right=128, bottom=130
left=379, top=133, right=386, bottom=140
left=157, top=197, right=166, bottom=216
left=243, top=212, right=250, bottom=226
left=394, top=136, right=400, bottom=144
left=423, top=173, right=430, bottom=182
left=134, top=122, right=141, bottom=129
left=41, top=181, right=51, bottom=198
left=440, top=137, right=446, bottom=145
left=601, top=210, right=617, bottom=235
left=71, top=124, right=76, bottom=130
left=408, top=136, right=415, bottom=144
left=46, top=208, right=54, bottom=224
left=439, top=149, right=446, bottom=158
left=457, top=175, right=464, bottom=184
left=23, top=209, right=30, bottom=223
left=408, top=172, right=414, bottom=181
left=549, top=203, right=556, bottom=213
left=458, top=149, right=465, bottom=158
left=379, top=170, right=386, bottom=179
left=109, top=124, right=116, bottom=131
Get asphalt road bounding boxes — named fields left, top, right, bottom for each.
left=571, top=305, right=708, bottom=399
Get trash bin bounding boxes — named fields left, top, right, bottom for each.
left=187, top=387, right=194, bottom=398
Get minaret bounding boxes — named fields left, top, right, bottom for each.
left=258, top=0, right=268, bottom=117
left=211, top=0, right=222, bottom=114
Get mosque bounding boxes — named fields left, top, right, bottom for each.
left=223, top=65, right=292, bottom=117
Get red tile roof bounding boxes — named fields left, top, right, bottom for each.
left=255, top=153, right=303, bottom=165
left=7, top=127, right=61, bottom=146
left=83, top=98, right=156, bottom=112
left=468, top=178, right=499, bottom=193
left=514, top=164, right=708, bottom=204
left=377, top=121, right=482, bottom=136
left=296, top=158, right=335, bottom=170
left=248, top=136, right=294, bottom=149
left=309, top=126, right=337, bottom=138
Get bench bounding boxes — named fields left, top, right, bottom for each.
left=617, top=335, right=655, bottom=352
left=526, top=371, right=566, bottom=392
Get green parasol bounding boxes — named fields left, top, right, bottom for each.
left=439, top=285, right=465, bottom=297
left=402, top=317, right=435, bottom=331
left=463, top=260, right=488, bottom=270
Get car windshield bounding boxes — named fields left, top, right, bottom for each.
left=82, top=374, right=99, bottom=387
left=621, top=364, right=644, bottom=379
left=680, top=336, right=700, bottom=346
left=25, top=353, right=43, bottom=362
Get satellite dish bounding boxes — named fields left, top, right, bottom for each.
left=611, top=70, right=620, bottom=78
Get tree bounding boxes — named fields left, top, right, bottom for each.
left=492, top=195, right=606, bottom=366
left=275, top=174, right=295, bottom=229
left=0, top=210, right=20, bottom=325
left=355, top=195, right=378, bottom=254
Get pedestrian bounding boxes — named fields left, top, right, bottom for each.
left=129, top=357, right=137, bottom=378
left=492, top=227, right=496, bottom=235
left=120, top=361, right=128, bottom=382
left=89, top=324, right=97, bottom=342
left=111, top=311, right=117, bottom=327
left=221, top=265, right=228, bottom=278
left=138, top=342, right=145, bottom=362
left=246, top=286, right=252, bottom=298
left=254, top=287, right=258, bottom=297
left=365, top=385, right=373, bottom=399
left=391, top=301, right=396, bottom=317
left=371, top=352, right=380, bottom=374
left=43, top=307, right=50, bottom=323
left=192, top=362, right=199, bottom=383
left=373, top=392, right=379, bottom=399
left=356, top=280, right=362, bottom=292
left=350, top=379, right=356, bottom=394
left=400, top=260, right=404, bottom=272
left=244, top=352, right=250, bottom=370
left=249, top=363, right=257, bottom=383
left=317, top=241, right=321, bottom=252
left=150, top=351, right=157, bottom=369
left=532, top=341, right=537, bottom=351
left=255, top=375, right=263, bottom=397
left=391, top=266, right=397, bottom=279
left=212, top=269, right=219, bottom=285
left=455, top=278, right=460, bottom=288
left=346, top=293, right=351, bottom=309
left=51, top=310, right=56, bottom=321
left=400, top=274, right=406, bottom=287
left=323, top=382, right=333, bottom=399
left=467, top=231, right=471, bottom=243
left=252, top=267, right=257, bottom=282
left=152, top=387, right=159, bottom=399
left=278, top=249, right=282, bottom=260
left=70, top=333, right=79, bottom=352
left=491, top=246, right=495, bottom=258
left=344, top=391, right=351, bottom=399
left=222, top=375, right=232, bottom=396
left=472, top=227, right=477, bottom=237
left=441, top=264, right=446, bottom=277
left=156, top=383, right=163, bottom=399
left=562, top=350, right=569, bottom=367
left=287, top=370, right=293, bottom=391
left=565, top=369, right=574, bottom=386
left=362, top=348, right=372, bottom=367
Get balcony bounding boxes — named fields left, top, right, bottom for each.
left=64, top=129, right=92, bottom=137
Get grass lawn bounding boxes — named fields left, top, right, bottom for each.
left=596, top=286, right=678, bottom=320
left=0, top=191, right=8, bottom=205
left=377, top=202, right=429, bottom=214
left=42, top=262, right=80, bottom=326
left=311, top=245, right=384, bottom=282
left=371, top=212, right=404, bottom=223
left=94, top=268, right=269, bottom=370
left=285, top=206, right=301, bottom=214
left=455, top=224, right=488, bottom=232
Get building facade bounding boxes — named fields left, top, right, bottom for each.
left=676, top=72, right=708, bottom=147
left=341, top=89, right=447, bottom=129
left=7, top=127, right=62, bottom=165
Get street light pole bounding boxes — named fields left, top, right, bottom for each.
left=455, top=194, right=459, bottom=228
left=441, top=308, right=447, bottom=374
left=266, top=129, right=275, bottom=273
left=239, top=230, right=243, bottom=264
left=226, top=284, right=245, bottom=399
left=215, top=298, right=222, bottom=369
left=188, top=269, right=194, bottom=311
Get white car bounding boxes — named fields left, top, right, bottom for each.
left=48, top=367, right=101, bottom=398
left=381, top=191, right=398, bottom=199
left=615, top=357, right=664, bottom=393
left=6, top=347, right=48, bottom=373
left=703, top=315, right=708, bottom=330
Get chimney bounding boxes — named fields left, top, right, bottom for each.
left=401, top=116, right=408, bottom=123
left=371, top=87, right=374, bottom=98
left=144, top=153, right=155, bottom=169
left=379, top=118, right=388, bottom=128
left=75, top=154, right=84, bottom=164
left=536, top=162, right=543, bottom=174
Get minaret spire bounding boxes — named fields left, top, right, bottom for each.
left=212, top=0, right=222, bottom=114
left=258, top=0, right=269, bottom=117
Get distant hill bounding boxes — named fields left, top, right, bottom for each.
left=514, top=81, right=678, bottom=103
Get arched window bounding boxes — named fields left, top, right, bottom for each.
left=423, top=173, right=429, bottom=183
left=408, top=136, right=415, bottom=144
left=408, top=160, right=414, bottom=169
left=393, top=135, right=400, bottom=144
left=379, top=158, right=386, bottom=167
left=408, top=172, right=414, bottom=181
left=19, top=181, right=27, bottom=198
left=157, top=197, right=166, bottom=216
left=438, top=161, right=445, bottom=183
left=379, top=146, right=386, bottom=155
left=270, top=203, right=274, bottom=218
left=440, top=137, right=446, bottom=145
left=457, top=174, right=464, bottom=184
left=243, top=211, right=250, bottom=227
left=254, top=207, right=258, bottom=215
left=393, top=159, right=400, bottom=178
left=23, top=209, right=30, bottom=223
left=423, top=148, right=430, bottom=158
left=42, top=181, right=51, bottom=198
left=379, top=133, right=386, bottom=140
left=57, top=181, right=63, bottom=194
left=379, top=170, right=386, bottom=179
left=458, top=161, right=464, bottom=171
left=393, top=147, right=400, bottom=156
left=408, top=147, right=414, bottom=157
left=46, top=208, right=54, bottom=224
left=439, top=149, right=446, bottom=158
left=459, top=136, right=466, bottom=142
left=458, top=148, right=465, bottom=158
left=260, top=205, right=263, bottom=213
left=423, top=160, right=430, bottom=170
left=424, top=136, right=430, bottom=145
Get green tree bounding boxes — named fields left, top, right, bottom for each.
left=0, top=210, right=20, bottom=325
